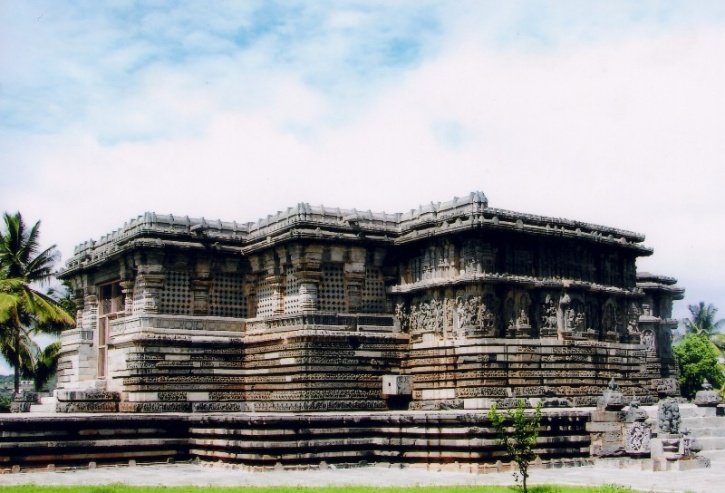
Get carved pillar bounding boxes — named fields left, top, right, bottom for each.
left=191, top=277, right=211, bottom=315
left=345, top=246, right=366, bottom=312
left=132, top=251, right=165, bottom=314
left=133, top=273, right=164, bottom=314
left=120, top=280, right=134, bottom=316
left=297, top=273, right=320, bottom=312
left=82, top=292, right=98, bottom=333
left=345, top=273, right=364, bottom=313
left=268, top=275, right=285, bottom=315
left=191, top=257, right=211, bottom=316
left=291, top=244, right=323, bottom=313
left=72, top=288, right=85, bottom=330
left=244, top=276, right=257, bottom=318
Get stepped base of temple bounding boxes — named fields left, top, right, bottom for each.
left=0, top=409, right=590, bottom=471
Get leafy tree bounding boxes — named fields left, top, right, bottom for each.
left=0, top=393, right=10, bottom=413
left=0, top=212, right=74, bottom=395
left=684, top=302, right=725, bottom=353
left=673, top=333, right=725, bottom=400
left=488, top=400, right=542, bottom=493
left=34, top=340, right=61, bottom=391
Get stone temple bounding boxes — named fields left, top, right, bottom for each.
left=54, top=192, right=683, bottom=414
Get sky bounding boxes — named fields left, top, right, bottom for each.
left=2, top=1, right=725, bottom=371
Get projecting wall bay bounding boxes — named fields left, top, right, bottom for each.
left=110, top=330, right=404, bottom=412
left=406, top=338, right=658, bottom=409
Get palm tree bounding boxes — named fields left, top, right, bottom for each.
left=0, top=213, right=74, bottom=395
left=684, top=302, right=725, bottom=353
left=34, top=340, right=61, bottom=391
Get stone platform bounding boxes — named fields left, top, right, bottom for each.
left=0, top=409, right=590, bottom=470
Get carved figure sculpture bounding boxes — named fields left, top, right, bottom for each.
left=640, top=329, right=655, bottom=351
left=455, top=297, right=467, bottom=327
left=625, top=422, right=651, bottom=455
left=464, top=296, right=479, bottom=326
left=657, top=398, right=681, bottom=434
left=540, top=294, right=558, bottom=337
left=626, top=302, right=640, bottom=341
left=394, top=302, right=408, bottom=331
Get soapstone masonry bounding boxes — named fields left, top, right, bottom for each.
left=55, top=192, right=683, bottom=414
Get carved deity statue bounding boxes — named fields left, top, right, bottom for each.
left=517, top=308, right=529, bottom=326
left=409, top=304, right=420, bottom=332
left=542, top=295, right=557, bottom=329
left=481, top=303, right=496, bottom=332
left=640, top=329, right=655, bottom=351
left=658, top=398, right=681, bottom=434
left=394, top=302, right=408, bottom=331
left=455, top=297, right=467, bottom=327
left=626, top=302, right=640, bottom=340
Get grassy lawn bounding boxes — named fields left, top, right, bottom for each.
left=0, top=486, right=633, bottom=493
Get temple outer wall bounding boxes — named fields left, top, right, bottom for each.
left=53, top=194, right=683, bottom=414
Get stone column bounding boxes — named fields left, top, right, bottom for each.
left=133, top=273, right=164, bottom=314
left=268, top=275, right=285, bottom=315
left=291, top=244, right=323, bottom=313
left=82, top=292, right=98, bottom=333
left=120, top=280, right=134, bottom=316
left=191, top=277, right=210, bottom=315
left=345, top=273, right=365, bottom=313
left=132, top=251, right=165, bottom=314
left=192, top=258, right=211, bottom=316
left=297, top=274, right=320, bottom=312
left=345, top=246, right=366, bottom=313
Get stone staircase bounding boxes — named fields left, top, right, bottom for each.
left=28, top=394, right=57, bottom=413
left=679, top=403, right=725, bottom=458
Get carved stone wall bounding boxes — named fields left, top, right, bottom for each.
left=56, top=193, right=683, bottom=413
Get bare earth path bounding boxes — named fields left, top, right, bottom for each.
left=1, top=452, right=724, bottom=493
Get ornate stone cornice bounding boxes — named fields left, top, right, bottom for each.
left=59, top=192, right=653, bottom=278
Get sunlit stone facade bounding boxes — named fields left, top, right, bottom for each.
left=56, top=192, right=682, bottom=412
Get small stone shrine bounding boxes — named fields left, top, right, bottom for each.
left=53, top=192, right=683, bottom=413
left=587, top=379, right=652, bottom=458
left=694, top=379, right=723, bottom=407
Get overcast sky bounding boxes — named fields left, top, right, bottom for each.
left=2, top=2, right=725, bottom=373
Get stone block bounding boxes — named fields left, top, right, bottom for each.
left=382, top=375, right=412, bottom=396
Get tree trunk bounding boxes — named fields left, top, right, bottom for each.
left=13, top=328, right=20, bottom=395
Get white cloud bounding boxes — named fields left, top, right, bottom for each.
left=2, top=1, right=725, bottom=337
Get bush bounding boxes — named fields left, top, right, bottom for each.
left=0, top=394, right=11, bottom=413
left=673, top=333, right=725, bottom=399
left=488, top=400, right=543, bottom=493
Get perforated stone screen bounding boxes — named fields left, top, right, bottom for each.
left=209, top=273, right=246, bottom=318
left=285, top=269, right=300, bottom=314
left=255, top=279, right=275, bottom=318
left=319, top=264, right=345, bottom=312
left=159, top=271, right=191, bottom=315
left=362, top=267, right=385, bottom=313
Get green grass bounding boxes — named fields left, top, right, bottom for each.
left=0, top=486, right=633, bottom=493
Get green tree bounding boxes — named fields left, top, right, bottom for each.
left=0, top=212, right=74, bottom=395
left=488, top=400, right=542, bottom=493
left=673, top=333, right=725, bottom=400
left=33, top=340, right=61, bottom=391
left=684, top=302, right=725, bottom=353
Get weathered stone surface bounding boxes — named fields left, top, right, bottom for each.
left=0, top=409, right=591, bottom=468
left=52, top=193, right=683, bottom=414
left=694, top=379, right=723, bottom=407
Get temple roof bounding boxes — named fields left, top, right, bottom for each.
left=61, top=192, right=653, bottom=276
